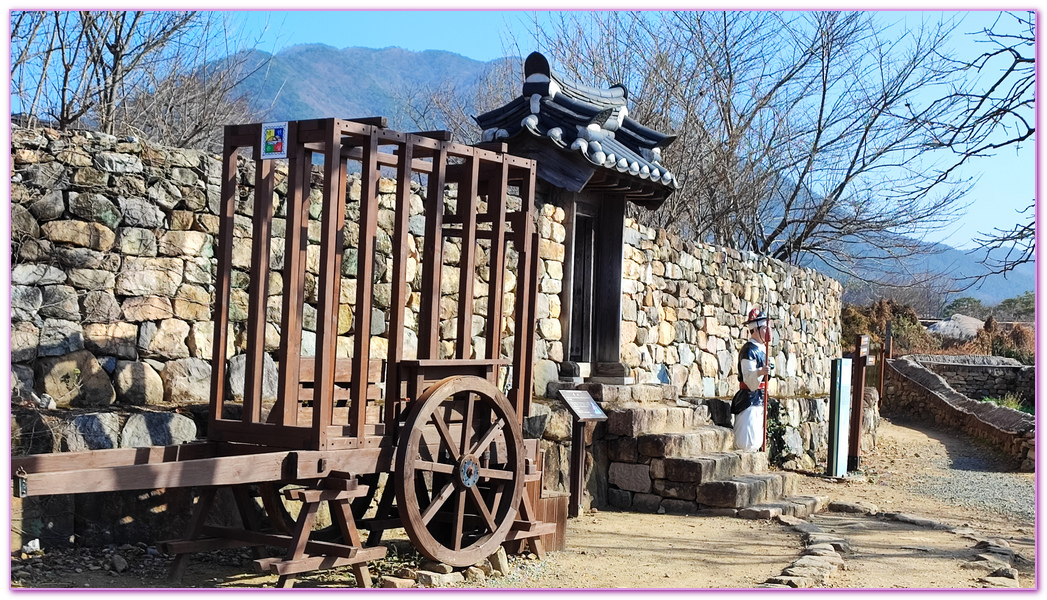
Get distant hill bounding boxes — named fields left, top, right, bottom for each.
left=232, top=45, right=1034, bottom=307
left=805, top=239, right=1034, bottom=307
left=234, top=44, right=507, bottom=130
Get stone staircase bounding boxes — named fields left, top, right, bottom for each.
left=603, top=402, right=826, bottom=519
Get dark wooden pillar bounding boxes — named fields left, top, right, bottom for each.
left=558, top=196, right=583, bottom=381
left=591, top=194, right=629, bottom=381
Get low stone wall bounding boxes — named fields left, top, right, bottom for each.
left=908, top=354, right=1034, bottom=402
left=882, top=356, right=1034, bottom=471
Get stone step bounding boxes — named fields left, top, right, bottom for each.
left=605, top=403, right=713, bottom=437
left=737, top=495, right=830, bottom=520
left=653, top=452, right=768, bottom=485
left=695, top=471, right=801, bottom=509
left=635, top=426, right=735, bottom=458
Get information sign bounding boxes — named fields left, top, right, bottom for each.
left=558, top=390, right=607, bottom=422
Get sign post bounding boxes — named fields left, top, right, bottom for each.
left=847, top=335, right=870, bottom=471
left=826, top=358, right=852, bottom=477
left=558, top=390, right=608, bottom=517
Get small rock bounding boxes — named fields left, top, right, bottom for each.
left=381, top=576, right=416, bottom=588
left=396, top=567, right=417, bottom=579
left=419, top=560, right=453, bottom=574
left=488, top=546, right=510, bottom=576
left=415, top=570, right=464, bottom=587
left=989, top=566, right=1019, bottom=579
left=111, top=554, right=128, bottom=573
left=464, top=566, right=486, bottom=582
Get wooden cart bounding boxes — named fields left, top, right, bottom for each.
left=12, top=117, right=555, bottom=587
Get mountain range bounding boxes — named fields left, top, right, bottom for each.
left=232, top=44, right=1034, bottom=307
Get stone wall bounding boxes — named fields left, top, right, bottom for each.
left=907, top=354, right=1035, bottom=403
left=529, top=212, right=843, bottom=401
left=12, top=125, right=843, bottom=440
left=882, top=356, right=1034, bottom=471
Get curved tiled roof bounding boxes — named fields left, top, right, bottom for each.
left=474, top=52, right=678, bottom=201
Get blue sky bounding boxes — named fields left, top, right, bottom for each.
left=235, top=9, right=1034, bottom=253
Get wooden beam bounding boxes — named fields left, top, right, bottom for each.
left=257, top=547, right=387, bottom=577
left=17, top=451, right=290, bottom=496
left=350, top=128, right=380, bottom=441
left=244, top=158, right=275, bottom=424
left=274, top=122, right=310, bottom=429
left=12, top=441, right=217, bottom=474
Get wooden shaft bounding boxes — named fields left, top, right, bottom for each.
left=350, top=128, right=379, bottom=439
left=484, top=157, right=509, bottom=362
left=274, top=123, right=310, bottom=428
left=244, top=159, right=275, bottom=424
left=418, top=142, right=448, bottom=360
left=312, top=119, right=347, bottom=448
left=454, top=156, right=479, bottom=359
left=208, top=126, right=244, bottom=435
left=385, top=139, right=415, bottom=428
left=569, top=420, right=585, bottom=517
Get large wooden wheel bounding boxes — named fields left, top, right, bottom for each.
left=395, top=376, right=525, bottom=566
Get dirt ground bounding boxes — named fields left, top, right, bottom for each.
left=10, top=419, right=1036, bottom=589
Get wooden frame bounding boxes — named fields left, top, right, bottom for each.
left=12, top=118, right=552, bottom=586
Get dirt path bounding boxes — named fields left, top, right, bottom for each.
left=11, top=419, right=1035, bottom=589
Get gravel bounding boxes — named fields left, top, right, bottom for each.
left=903, top=452, right=1035, bottom=523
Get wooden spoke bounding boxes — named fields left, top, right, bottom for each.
left=459, top=392, right=475, bottom=456
left=395, top=376, right=524, bottom=567
left=430, top=409, right=460, bottom=462
left=415, top=460, right=455, bottom=474
left=453, top=488, right=467, bottom=551
left=420, top=480, right=457, bottom=525
left=469, top=418, right=506, bottom=456
left=467, top=485, right=498, bottom=532
left=477, top=467, right=514, bottom=481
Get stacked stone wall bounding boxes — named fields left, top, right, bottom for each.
left=882, top=357, right=1034, bottom=471
left=912, top=357, right=1034, bottom=403
left=529, top=211, right=843, bottom=401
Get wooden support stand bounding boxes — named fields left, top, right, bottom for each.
left=162, top=477, right=385, bottom=588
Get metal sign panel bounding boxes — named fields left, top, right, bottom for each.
left=260, top=121, right=289, bottom=159
left=558, top=390, right=607, bottom=422
left=858, top=335, right=870, bottom=357
left=827, top=358, right=852, bottom=477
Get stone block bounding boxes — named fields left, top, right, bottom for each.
left=161, top=357, right=212, bottom=404
left=11, top=285, right=43, bottom=322
left=121, top=296, right=174, bottom=321
left=631, top=492, right=662, bottom=513
left=660, top=498, right=698, bottom=515
left=41, top=220, right=115, bottom=251
left=12, top=264, right=66, bottom=286
left=652, top=478, right=697, bottom=500
left=12, top=321, right=40, bottom=363
left=116, top=256, right=184, bottom=296
left=38, top=318, right=84, bottom=356
left=83, top=322, right=138, bottom=359
left=113, top=360, right=164, bottom=405
left=226, top=353, right=279, bottom=404
left=118, top=196, right=165, bottom=228
left=63, top=412, right=121, bottom=451
left=82, top=290, right=123, bottom=323
left=606, top=437, right=638, bottom=463
left=119, top=412, right=197, bottom=447
left=608, top=462, right=652, bottom=493
left=34, top=349, right=116, bottom=407
left=607, top=487, right=632, bottom=510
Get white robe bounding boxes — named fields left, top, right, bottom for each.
left=734, top=337, right=766, bottom=452
left=733, top=403, right=764, bottom=452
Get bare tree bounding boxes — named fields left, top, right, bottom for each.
left=528, top=11, right=975, bottom=280
left=11, top=10, right=269, bottom=150
left=929, top=12, right=1036, bottom=280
